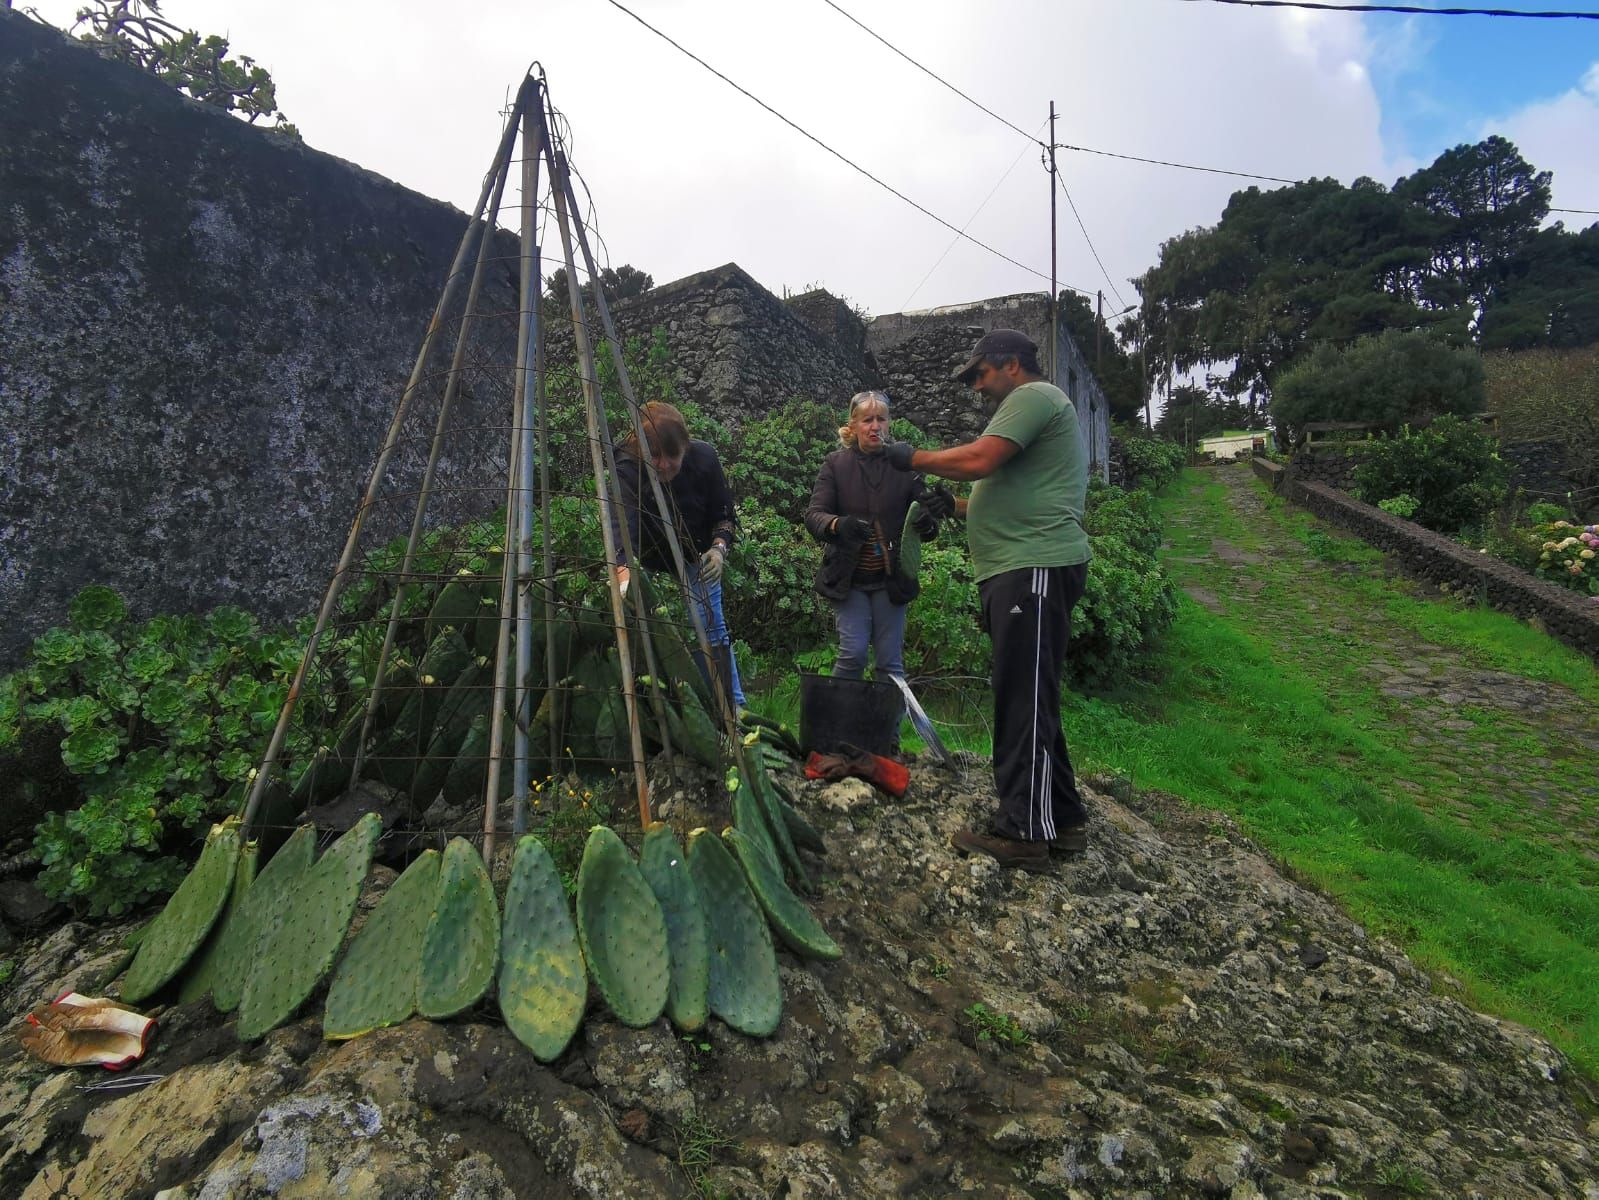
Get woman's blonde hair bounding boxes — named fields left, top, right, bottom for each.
left=839, top=390, right=891, bottom=448
left=620, top=401, right=690, bottom=461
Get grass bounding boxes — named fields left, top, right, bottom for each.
left=750, top=465, right=1599, bottom=1078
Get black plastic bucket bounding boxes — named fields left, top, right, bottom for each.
left=798, top=672, right=904, bottom=757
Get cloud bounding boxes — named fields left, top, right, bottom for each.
left=24, top=0, right=1406, bottom=315
left=1481, top=61, right=1599, bottom=225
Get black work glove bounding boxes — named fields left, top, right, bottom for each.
left=835, top=515, right=873, bottom=544
left=883, top=441, right=917, bottom=471
left=911, top=509, right=938, bottom=540
left=919, top=483, right=955, bottom=520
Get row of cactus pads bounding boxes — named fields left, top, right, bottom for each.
left=115, top=755, right=837, bottom=1059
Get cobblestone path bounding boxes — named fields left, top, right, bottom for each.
left=1162, top=462, right=1599, bottom=866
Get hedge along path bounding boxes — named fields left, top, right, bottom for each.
left=1145, top=462, right=1599, bottom=1074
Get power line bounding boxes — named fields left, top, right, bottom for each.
left=898, top=119, right=1050, bottom=314
left=1180, top=0, right=1599, bottom=17
left=1053, top=140, right=1297, bottom=184
left=1552, top=207, right=1599, bottom=215
left=602, top=0, right=1087, bottom=293
left=815, top=0, right=1126, bottom=301
left=817, top=0, right=1044, bottom=146
left=1056, top=168, right=1131, bottom=311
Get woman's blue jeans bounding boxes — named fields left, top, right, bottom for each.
left=685, top=564, right=746, bottom=708
left=832, top=587, right=907, bottom=681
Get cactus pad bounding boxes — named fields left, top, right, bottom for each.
left=745, top=754, right=807, bottom=888
left=686, top=828, right=781, bottom=1037
left=723, top=827, right=841, bottom=962
left=731, top=773, right=780, bottom=869
left=324, top=850, right=441, bottom=1039
left=121, top=820, right=243, bottom=1004
left=210, top=825, right=316, bottom=1014
left=237, top=813, right=382, bottom=1040
left=417, top=838, right=500, bottom=1019
left=638, top=823, right=709, bottom=1032
left=575, top=826, right=670, bottom=1028
left=178, top=840, right=260, bottom=1004
left=498, top=837, right=587, bottom=1060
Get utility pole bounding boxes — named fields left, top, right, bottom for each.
left=1095, top=289, right=1103, bottom=376
left=1048, top=101, right=1058, bottom=383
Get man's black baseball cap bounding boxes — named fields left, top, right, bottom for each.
left=951, top=328, right=1038, bottom=383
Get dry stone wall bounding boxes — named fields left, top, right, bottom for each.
left=543, top=264, right=877, bottom=427
left=867, top=292, right=1112, bottom=475
left=0, top=10, right=517, bottom=669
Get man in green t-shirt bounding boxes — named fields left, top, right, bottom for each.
left=885, top=329, right=1091, bottom=872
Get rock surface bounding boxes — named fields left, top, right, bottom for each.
left=2, top=763, right=1596, bottom=1198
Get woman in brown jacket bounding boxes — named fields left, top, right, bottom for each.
left=803, top=391, right=950, bottom=680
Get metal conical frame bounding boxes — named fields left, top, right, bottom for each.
left=246, top=72, right=745, bottom=853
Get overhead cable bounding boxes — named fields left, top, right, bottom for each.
left=1178, top=0, right=1599, bottom=18
left=602, top=0, right=1089, bottom=292
left=1056, top=169, right=1132, bottom=311
left=818, top=0, right=1045, bottom=145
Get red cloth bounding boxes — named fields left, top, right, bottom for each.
left=804, top=747, right=908, bottom=798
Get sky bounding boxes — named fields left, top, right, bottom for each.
left=23, top=0, right=1599, bottom=322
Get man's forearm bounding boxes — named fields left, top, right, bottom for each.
left=910, top=443, right=996, bottom=481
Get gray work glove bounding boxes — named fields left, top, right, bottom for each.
left=698, top=544, right=727, bottom=585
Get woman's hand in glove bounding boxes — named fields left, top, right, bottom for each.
left=835, top=516, right=874, bottom=544
left=919, top=484, right=956, bottom=520
left=911, top=510, right=938, bottom=540
left=699, top=544, right=726, bottom=584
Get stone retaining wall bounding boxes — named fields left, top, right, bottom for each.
left=1252, top=457, right=1599, bottom=659
left=0, top=10, right=518, bottom=669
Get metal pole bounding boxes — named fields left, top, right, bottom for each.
left=483, top=75, right=545, bottom=862
left=548, top=152, right=653, bottom=831
left=1048, top=101, right=1058, bottom=383
left=511, top=79, right=543, bottom=839
left=241, top=91, right=527, bottom=835
left=1096, top=289, right=1103, bottom=376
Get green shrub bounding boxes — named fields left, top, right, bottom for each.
left=723, top=501, right=831, bottom=659
left=1377, top=493, right=1420, bottom=519
left=1352, top=415, right=1508, bottom=534
left=1117, top=430, right=1186, bottom=492
left=3, top=588, right=308, bottom=915
left=724, top=399, right=839, bottom=522
left=1271, top=329, right=1485, bottom=443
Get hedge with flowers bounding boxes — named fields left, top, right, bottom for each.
left=1535, top=522, right=1599, bottom=598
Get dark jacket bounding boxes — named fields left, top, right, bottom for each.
left=804, top=446, right=929, bottom=603
left=613, top=440, right=737, bottom=575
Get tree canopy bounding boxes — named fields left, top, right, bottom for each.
left=1132, top=136, right=1595, bottom=426
left=544, top=264, right=654, bottom=312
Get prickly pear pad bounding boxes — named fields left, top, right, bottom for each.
left=498, top=837, right=587, bottom=1061
left=723, top=827, right=841, bottom=962
left=324, top=849, right=442, bottom=1038
left=121, top=820, right=243, bottom=1004
left=746, top=754, right=807, bottom=888
left=575, top=826, right=670, bottom=1028
left=687, top=828, right=781, bottom=1037
left=179, top=840, right=260, bottom=1005
left=210, top=825, right=316, bottom=1014
left=417, top=838, right=500, bottom=1020
left=238, top=813, right=382, bottom=1040
left=639, top=823, right=710, bottom=1032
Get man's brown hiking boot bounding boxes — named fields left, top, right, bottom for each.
left=1050, top=822, right=1088, bottom=857
left=982, top=819, right=1086, bottom=858
left=949, top=827, right=1052, bottom=872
